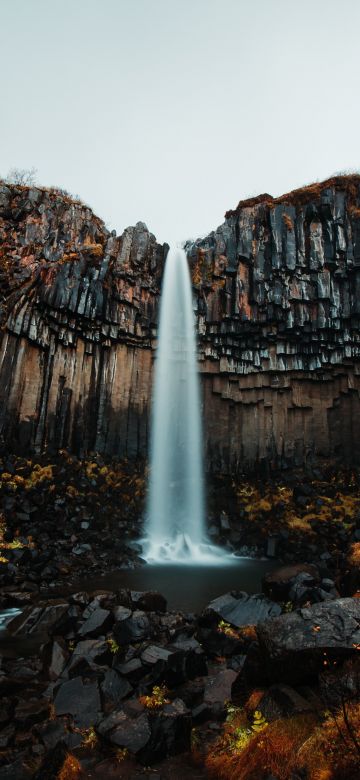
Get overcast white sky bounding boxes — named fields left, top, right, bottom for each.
left=1, top=0, right=359, bottom=245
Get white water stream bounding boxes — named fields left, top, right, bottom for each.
left=143, top=248, right=228, bottom=564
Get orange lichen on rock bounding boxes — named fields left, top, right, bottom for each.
left=57, top=753, right=83, bottom=780
left=349, top=542, right=360, bottom=566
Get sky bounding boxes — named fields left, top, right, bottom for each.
left=1, top=0, right=360, bottom=246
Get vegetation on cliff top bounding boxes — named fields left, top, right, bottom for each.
left=225, top=172, right=360, bottom=218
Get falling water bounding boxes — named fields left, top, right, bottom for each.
left=143, top=247, right=226, bottom=564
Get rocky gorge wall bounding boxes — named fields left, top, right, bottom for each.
left=1, top=175, right=360, bottom=472
left=0, top=183, right=166, bottom=458
left=187, top=175, right=360, bottom=471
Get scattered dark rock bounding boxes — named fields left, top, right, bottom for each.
left=78, top=606, right=113, bottom=638
left=14, top=698, right=50, bottom=726
left=98, top=709, right=151, bottom=754
left=256, top=597, right=360, bottom=684
left=262, top=564, right=320, bottom=601
left=54, top=676, right=101, bottom=727
left=130, top=591, right=167, bottom=613
left=113, top=610, right=151, bottom=644
left=257, top=684, right=312, bottom=721
left=205, top=591, right=281, bottom=627
left=100, top=669, right=133, bottom=711
left=203, top=668, right=238, bottom=712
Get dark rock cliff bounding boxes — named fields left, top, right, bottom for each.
left=187, top=175, right=360, bottom=471
left=0, top=183, right=166, bottom=457
left=1, top=175, right=360, bottom=472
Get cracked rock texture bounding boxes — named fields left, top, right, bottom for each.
left=186, top=175, right=360, bottom=471
left=0, top=183, right=166, bottom=457
left=1, top=176, right=360, bottom=471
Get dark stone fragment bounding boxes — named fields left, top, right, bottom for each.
left=0, top=724, right=15, bottom=748
left=192, top=702, right=211, bottom=723
left=100, top=669, right=133, bottom=711
left=130, top=590, right=167, bottom=612
left=204, top=669, right=238, bottom=713
left=115, top=657, right=145, bottom=682
left=256, top=597, right=360, bottom=684
left=257, top=684, right=312, bottom=721
left=0, top=759, right=33, bottom=780
left=113, top=610, right=150, bottom=644
left=78, top=606, right=113, bottom=638
left=42, top=637, right=69, bottom=680
left=32, top=741, right=68, bottom=780
left=144, top=698, right=192, bottom=763
left=98, top=709, right=151, bottom=754
left=54, top=676, right=101, bottom=727
left=262, top=564, right=320, bottom=600
left=36, top=719, right=67, bottom=749
left=205, top=591, right=281, bottom=627
left=14, top=698, right=50, bottom=726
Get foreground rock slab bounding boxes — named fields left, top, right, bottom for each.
left=256, top=597, right=360, bottom=684
left=206, top=591, right=282, bottom=627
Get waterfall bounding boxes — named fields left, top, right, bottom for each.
left=143, top=247, right=225, bottom=564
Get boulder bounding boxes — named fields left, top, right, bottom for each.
left=98, top=709, right=151, bottom=754
left=113, top=610, right=150, bottom=644
left=54, top=676, right=101, bottom=727
left=262, top=564, right=320, bottom=600
left=66, top=638, right=112, bottom=676
left=42, top=637, right=69, bottom=680
left=115, top=657, right=145, bottom=682
left=14, top=698, right=50, bottom=726
left=257, top=684, right=312, bottom=721
left=172, top=636, right=208, bottom=679
left=6, top=601, right=68, bottom=636
left=205, top=591, right=281, bottom=627
left=78, top=606, right=113, bottom=638
left=203, top=668, right=238, bottom=712
left=100, top=669, right=132, bottom=711
left=147, top=698, right=191, bottom=762
left=256, top=597, right=360, bottom=684
left=130, top=591, right=167, bottom=612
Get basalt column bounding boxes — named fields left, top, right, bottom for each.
left=186, top=175, right=360, bottom=471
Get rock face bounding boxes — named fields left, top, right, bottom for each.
left=256, top=597, right=360, bottom=683
left=0, top=182, right=166, bottom=458
left=187, top=175, right=360, bottom=471
left=2, top=175, right=360, bottom=471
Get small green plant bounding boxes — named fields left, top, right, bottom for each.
left=107, top=637, right=120, bottom=654
left=226, top=702, right=242, bottom=723
left=115, top=747, right=129, bottom=762
left=80, top=726, right=97, bottom=749
left=228, top=725, right=252, bottom=752
left=139, top=684, right=170, bottom=709
left=251, top=710, right=268, bottom=733
left=218, top=620, right=239, bottom=639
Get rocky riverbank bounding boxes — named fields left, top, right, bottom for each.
left=1, top=568, right=360, bottom=779
left=2, top=454, right=360, bottom=777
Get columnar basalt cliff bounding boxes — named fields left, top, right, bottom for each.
left=186, top=175, right=360, bottom=471
left=0, top=183, right=166, bottom=457
left=1, top=176, right=360, bottom=472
